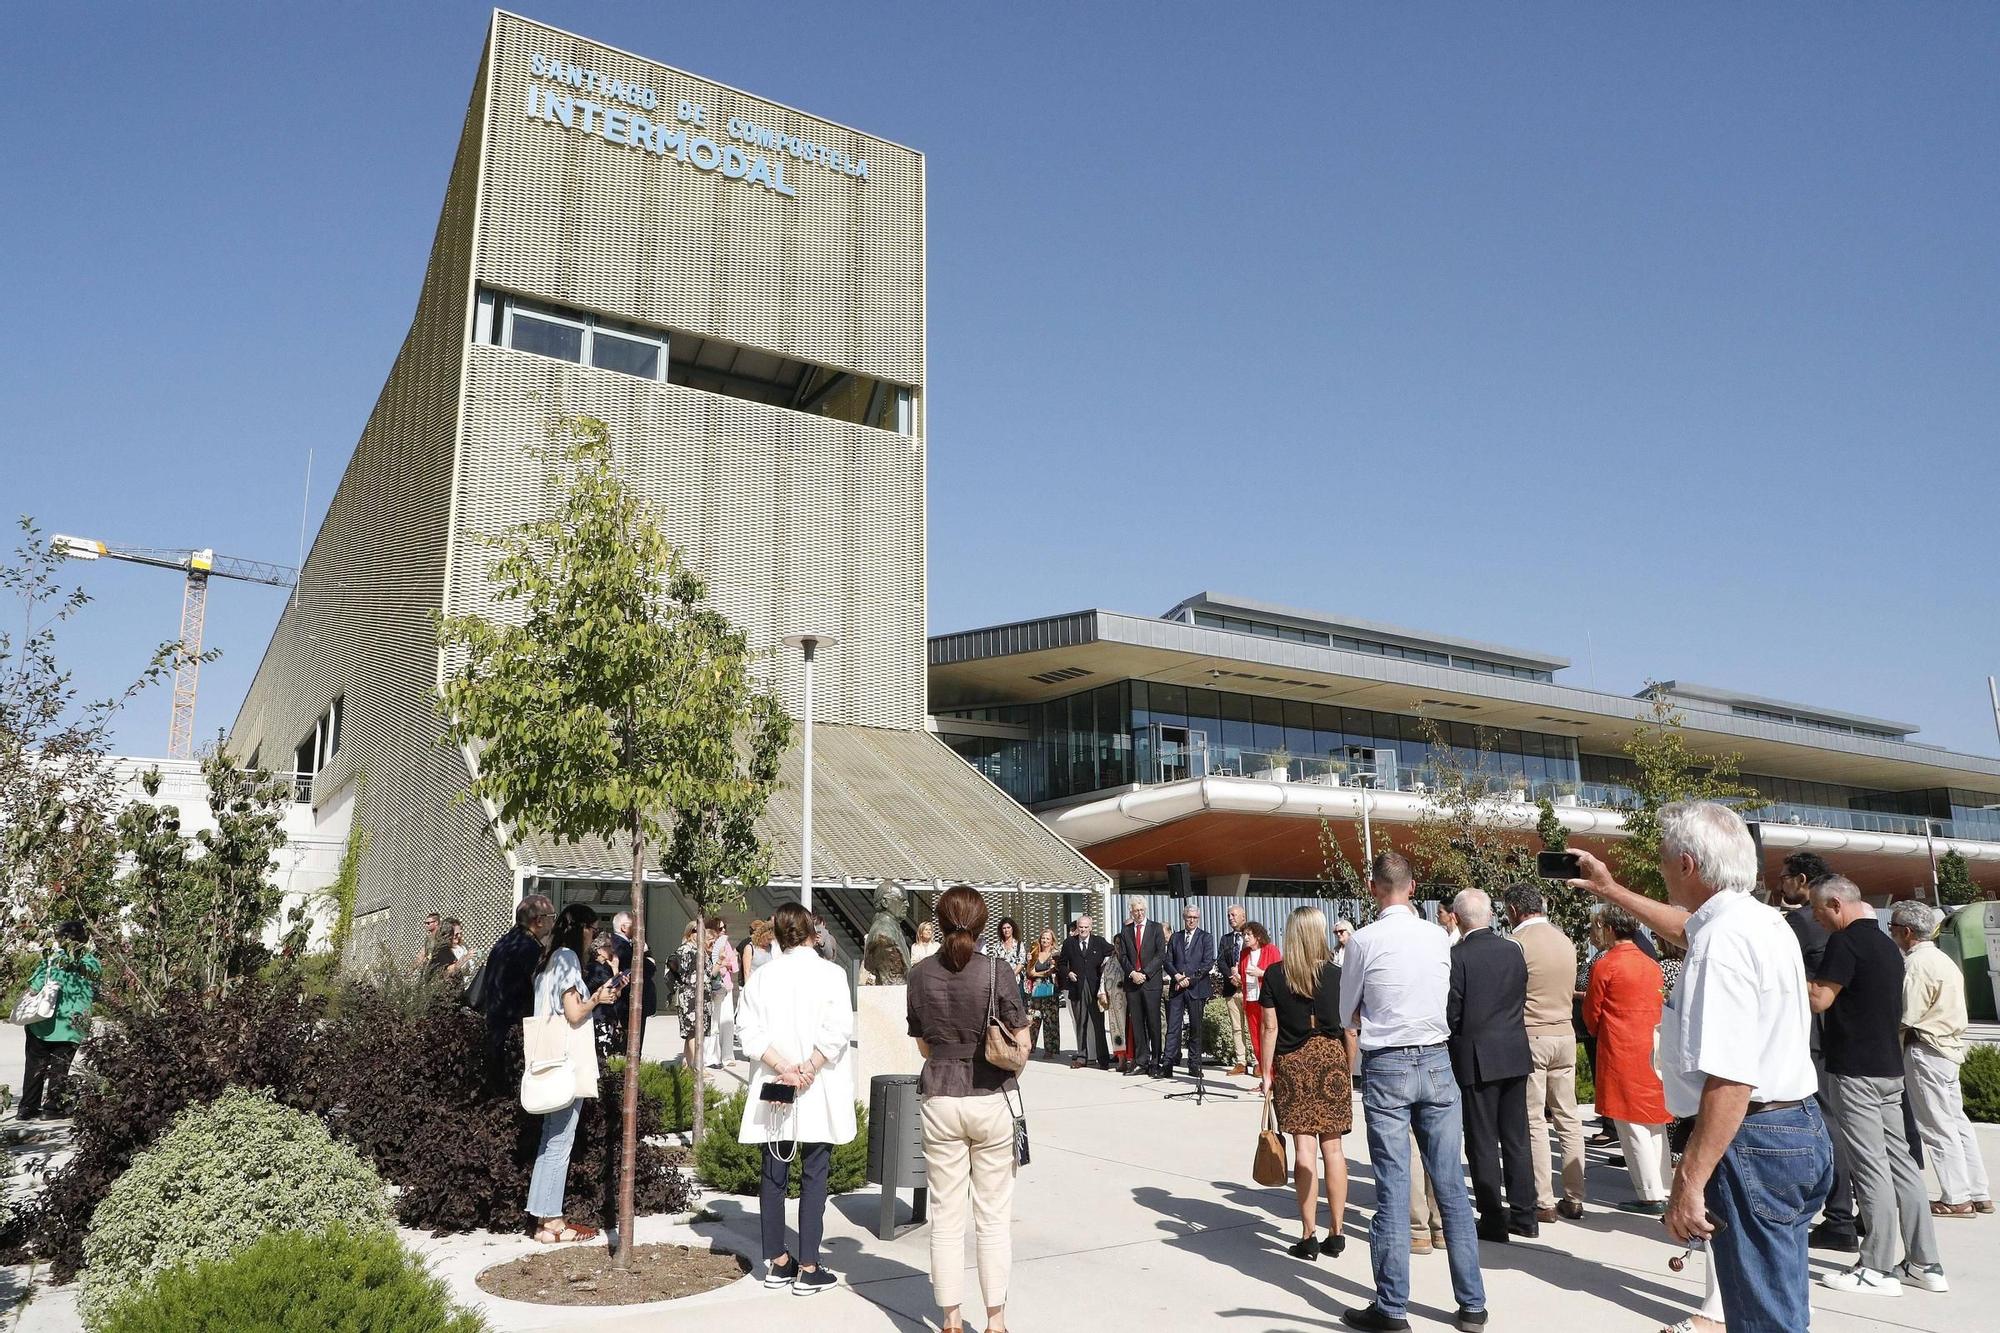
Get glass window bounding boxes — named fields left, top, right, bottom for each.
left=1342, top=707, right=1373, bottom=741
left=1150, top=683, right=1187, bottom=727
left=508, top=310, right=583, bottom=363
left=591, top=330, right=661, bottom=379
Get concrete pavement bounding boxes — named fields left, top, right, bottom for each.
left=10, top=1021, right=1999, bottom=1331
left=467, top=1056, right=2000, bottom=1332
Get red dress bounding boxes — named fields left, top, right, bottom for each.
left=1238, top=943, right=1280, bottom=1067
left=1583, top=940, right=1668, bottom=1126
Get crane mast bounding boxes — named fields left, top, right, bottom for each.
left=51, top=536, right=298, bottom=759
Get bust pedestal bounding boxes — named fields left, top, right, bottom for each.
left=856, top=983, right=923, bottom=1090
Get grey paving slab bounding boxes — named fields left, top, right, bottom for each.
left=7, top=1038, right=1997, bottom=1332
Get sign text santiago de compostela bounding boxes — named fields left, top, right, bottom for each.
left=525, top=54, right=869, bottom=199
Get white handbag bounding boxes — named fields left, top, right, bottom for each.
left=519, top=1014, right=577, bottom=1115
left=10, top=973, right=59, bottom=1027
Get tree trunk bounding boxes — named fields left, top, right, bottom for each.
left=615, top=805, right=644, bottom=1269
left=693, top=913, right=708, bottom=1146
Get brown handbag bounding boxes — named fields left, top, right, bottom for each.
left=1253, top=1092, right=1288, bottom=1186
left=984, top=955, right=1033, bottom=1073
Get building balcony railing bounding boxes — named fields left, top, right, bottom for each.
left=1145, top=741, right=1997, bottom=845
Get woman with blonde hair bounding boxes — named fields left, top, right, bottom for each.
left=911, top=919, right=940, bottom=964
left=1257, top=905, right=1357, bottom=1261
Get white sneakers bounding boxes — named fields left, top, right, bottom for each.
left=1821, top=1265, right=1902, bottom=1297
left=1897, top=1261, right=1950, bottom=1293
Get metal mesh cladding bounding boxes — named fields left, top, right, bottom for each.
left=230, top=41, right=514, bottom=958
left=480, top=13, right=923, bottom=389
left=452, top=350, right=925, bottom=729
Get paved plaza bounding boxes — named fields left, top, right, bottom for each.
left=8, top=1021, right=1997, bottom=1332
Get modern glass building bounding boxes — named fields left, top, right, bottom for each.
left=230, top=11, right=1105, bottom=964
left=931, top=592, right=2000, bottom=901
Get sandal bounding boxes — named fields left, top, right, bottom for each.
left=1930, top=1200, right=1976, bottom=1218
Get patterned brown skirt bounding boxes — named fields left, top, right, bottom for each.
left=1272, top=1035, right=1353, bottom=1136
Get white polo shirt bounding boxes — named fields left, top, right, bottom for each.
left=1658, top=888, right=1817, bottom=1118
left=1338, top=903, right=1452, bottom=1052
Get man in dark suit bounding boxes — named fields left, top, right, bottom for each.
left=1060, top=914, right=1113, bottom=1069
left=1445, top=887, right=1538, bottom=1242
left=1165, top=904, right=1216, bottom=1078
left=1116, top=896, right=1169, bottom=1077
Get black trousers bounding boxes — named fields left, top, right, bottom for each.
left=1071, top=989, right=1109, bottom=1067
left=1125, top=981, right=1164, bottom=1070
left=761, top=1141, right=830, bottom=1267
left=1166, top=988, right=1206, bottom=1075
left=1461, top=1075, right=1536, bottom=1229
left=21, top=1032, right=78, bottom=1117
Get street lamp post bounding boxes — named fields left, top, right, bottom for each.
left=784, top=633, right=838, bottom=913
left=1358, top=767, right=1375, bottom=867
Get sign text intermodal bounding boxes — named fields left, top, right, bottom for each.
left=525, top=85, right=795, bottom=197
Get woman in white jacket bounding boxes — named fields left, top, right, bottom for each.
left=736, top=901, right=856, bottom=1297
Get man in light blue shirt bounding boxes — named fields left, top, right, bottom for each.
left=1337, top=852, right=1486, bottom=1333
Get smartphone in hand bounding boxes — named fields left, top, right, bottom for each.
left=1537, top=850, right=1581, bottom=881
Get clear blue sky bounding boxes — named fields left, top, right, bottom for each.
left=7, top=2, right=1998, bottom=759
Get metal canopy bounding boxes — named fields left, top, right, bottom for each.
left=517, top=723, right=1108, bottom=892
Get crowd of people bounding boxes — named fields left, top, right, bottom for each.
left=932, top=800, right=1993, bottom=1332
left=15, top=799, right=1987, bottom=1333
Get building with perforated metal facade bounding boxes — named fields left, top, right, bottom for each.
left=230, top=10, right=1105, bottom=967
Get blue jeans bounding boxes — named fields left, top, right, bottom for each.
left=526, top=1101, right=581, bottom=1219
left=1361, top=1045, right=1486, bottom=1319
left=1705, top=1101, right=1834, bottom=1333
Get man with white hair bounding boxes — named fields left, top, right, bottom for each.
left=1115, top=895, right=1168, bottom=1077
left=606, top=909, right=658, bottom=1038
left=1890, top=899, right=1992, bottom=1217
left=1445, top=887, right=1538, bottom=1242
left=1571, top=802, right=1829, bottom=1333
left=1808, top=875, right=1948, bottom=1295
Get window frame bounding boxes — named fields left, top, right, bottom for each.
left=499, top=296, right=668, bottom=383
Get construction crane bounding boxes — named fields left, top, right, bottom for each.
left=51, top=535, right=298, bottom=760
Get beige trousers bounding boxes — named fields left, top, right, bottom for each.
left=1225, top=996, right=1251, bottom=1066
left=1614, top=1119, right=1672, bottom=1202
left=1525, top=1034, right=1585, bottom=1208
left=922, top=1094, right=1016, bottom=1311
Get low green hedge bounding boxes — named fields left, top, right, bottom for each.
left=694, top=1089, right=868, bottom=1197
left=80, top=1089, right=393, bottom=1329
left=97, top=1227, right=485, bottom=1333
left=1963, top=1044, right=2000, bottom=1123
left=605, top=1057, right=695, bottom=1134
left=1575, top=1044, right=1595, bottom=1105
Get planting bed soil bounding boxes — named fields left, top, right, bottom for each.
left=476, top=1242, right=746, bottom=1305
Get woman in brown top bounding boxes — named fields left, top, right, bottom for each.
left=906, top=886, right=1028, bottom=1333
left=1257, top=905, right=1356, bottom=1261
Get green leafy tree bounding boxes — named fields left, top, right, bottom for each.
left=1535, top=796, right=1567, bottom=853
left=1532, top=796, right=1593, bottom=945
left=1613, top=687, right=1765, bottom=900
left=436, top=417, right=791, bottom=1267
left=107, top=746, right=291, bottom=1010
left=1317, top=816, right=1378, bottom=924
left=1406, top=720, right=1536, bottom=901
left=1936, top=849, right=1979, bottom=908
left=0, top=518, right=183, bottom=997
left=321, top=805, right=369, bottom=959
